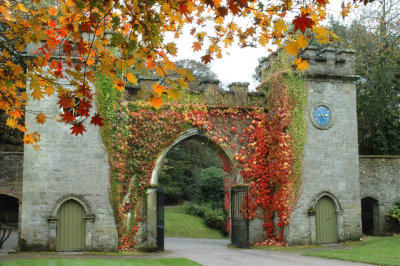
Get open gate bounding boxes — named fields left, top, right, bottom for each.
left=156, top=187, right=164, bottom=251
left=231, top=185, right=249, bottom=248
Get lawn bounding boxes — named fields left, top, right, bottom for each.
left=165, top=205, right=228, bottom=239
left=304, top=235, right=400, bottom=266
left=0, top=258, right=200, bottom=266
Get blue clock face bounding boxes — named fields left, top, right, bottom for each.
left=313, top=105, right=332, bottom=126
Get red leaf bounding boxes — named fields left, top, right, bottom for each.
left=77, top=84, right=92, bottom=98
left=77, top=98, right=92, bottom=117
left=60, top=110, right=75, bottom=124
left=90, top=113, right=104, bottom=127
left=71, top=122, right=86, bottom=136
left=292, top=13, right=314, bottom=34
left=201, top=54, right=213, bottom=64
left=228, top=0, right=241, bottom=15
left=58, top=94, right=73, bottom=109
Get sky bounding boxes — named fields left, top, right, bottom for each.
left=168, top=2, right=349, bottom=91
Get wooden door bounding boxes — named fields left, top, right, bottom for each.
left=316, top=196, right=337, bottom=243
left=56, top=199, right=86, bottom=251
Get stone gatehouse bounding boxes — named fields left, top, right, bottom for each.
left=0, top=46, right=399, bottom=251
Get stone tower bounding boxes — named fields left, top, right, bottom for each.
left=287, top=46, right=362, bottom=244
left=19, top=44, right=118, bottom=251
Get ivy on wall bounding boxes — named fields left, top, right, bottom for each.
left=96, top=54, right=307, bottom=250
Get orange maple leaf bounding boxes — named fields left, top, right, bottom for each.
left=151, top=96, right=163, bottom=109
left=192, top=41, right=202, bottom=51
left=153, top=84, right=167, bottom=96
left=126, top=73, right=137, bottom=84
left=49, top=7, right=58, bottom=16
left=293, top=58, right=309, bottom=72
left=114, top=79, right=125, bottom=92
left=35, top=112, right=47, bottom=124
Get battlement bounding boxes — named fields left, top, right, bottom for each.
left=301, top=46, right=356, bottom=77
left=259, top=46, right=356, bottom=80
left=128, top=77, right=266, bottom=107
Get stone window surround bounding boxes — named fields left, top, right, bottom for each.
left=308, top=191, right=344, bottom=243
left=47, top=194, right=95, bottom=251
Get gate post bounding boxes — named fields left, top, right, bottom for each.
left=230, top=185, right=249, bottom=248
left=156, top=187, right=164, bottom=251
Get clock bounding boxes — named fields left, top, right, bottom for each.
left=310, top=103, right=334, bottom=129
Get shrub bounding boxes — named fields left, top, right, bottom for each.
left=184, top=202, right=228, bottom=234
left=195, top=166, right=227, bottom=209
left=386, top=199, right=400, bottom=226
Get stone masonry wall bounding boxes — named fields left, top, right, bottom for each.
left=20, top=72, right=118, bottom=251
left=359, top=156, right=400, bottom=233
left=0, top=152, right=23, bottom=199
left=287, top=47, right=362, bottom=244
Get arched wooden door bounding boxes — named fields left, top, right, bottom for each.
left=56, top=199, right=86, bottom=251
left=316, top=196, right=337, bottom=243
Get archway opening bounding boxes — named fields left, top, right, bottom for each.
left=0, top=194, right=19, bottom=228
left=361, top=197, right=379, bottom=235
left=157, top=135, right=233, bottom=245
left=56, top=199, right=86, bottom=251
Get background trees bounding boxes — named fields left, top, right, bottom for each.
left=329, top=0, right=400, bottom=155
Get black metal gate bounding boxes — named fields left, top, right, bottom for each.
left=156, top=187, right=164, bottom=251
left=231, top=185, right=249, bottom=248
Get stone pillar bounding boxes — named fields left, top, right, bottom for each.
left=47, top=217, right=57, bottom=250
left=199, top=79, right=220, bottom=105
left=228, top=82, right=249, bottom=106
left=146, top=188, right=157, bottom=247
left=85, top=214, right=95, bottom=250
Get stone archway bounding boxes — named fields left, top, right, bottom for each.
left=48, top=194, right=95, bottom=251
left=361, top=196, right=379, bottom=235
left=145, top=128, right=236, bottom=247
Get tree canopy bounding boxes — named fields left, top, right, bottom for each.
left=0, top=0, right=372, bottom=146
left=328, top=0, right=400, bottom=155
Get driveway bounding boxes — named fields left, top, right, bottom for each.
left=1, top=237, right=372, bottom=265
left=164, top=238, right=371, bottom=266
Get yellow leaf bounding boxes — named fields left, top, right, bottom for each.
left=31, top=88, right=44, bottom=101
left=17, top=3, right=28, bottom=13
left=167, top=88, right=180, bottom=100
left=33, top=144, right=40, bottom=151
left=35, top=113, right=47, bottom=124
left=6, top=118, right=18, bottom=128
left=151, top=96, right=162, bottom=109
left=166, top=42, right=178, bottom=56
left=293, top=58, right=309, bottom=72
left=296, top=35, right=308, bottom=50
left=274, top=19, right=287, bottom=34
left=284, top=41, right=299, bottom=57
left=259, top=35, right=268, bottom=47
left=126, top=73, right=137, bottom=84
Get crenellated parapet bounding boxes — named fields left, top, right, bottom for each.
left=258, top=46, right=357, bottom=82
left=300, top=46, right=356, bottom=78
left=130, top=77, right=266, bottom=107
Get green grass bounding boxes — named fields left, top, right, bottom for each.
left=0, top=258, right=200, bottom=266
left=165, top=205, right=228, bottom=239
left=304, top=235, right=400, bottom=265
